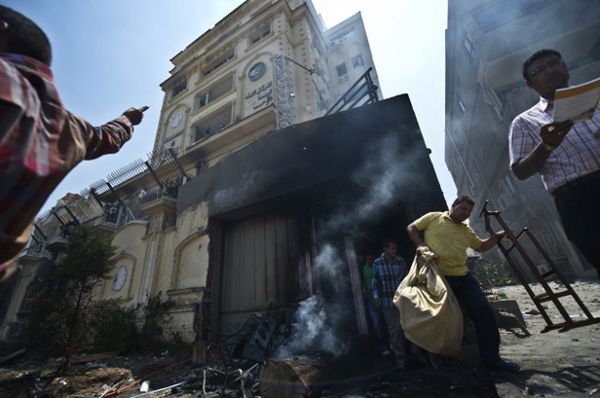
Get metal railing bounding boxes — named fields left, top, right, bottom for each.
left=29, top=148, right=188, bottom=253
left=325, top=67, right=379, bottom=116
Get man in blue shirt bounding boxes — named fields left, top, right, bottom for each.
left=371, top=239, right=409, bottom=366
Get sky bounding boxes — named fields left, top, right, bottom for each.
left=4, top=0, right=453, bottom=215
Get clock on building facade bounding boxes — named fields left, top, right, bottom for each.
left=248, top=62, right=267, bottom=81
left=169, top=111, right=183, bottom=128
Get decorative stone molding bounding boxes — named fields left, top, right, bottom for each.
left=273, top=55, right=296, bottom=128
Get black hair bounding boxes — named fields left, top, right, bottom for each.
left=0, top=6, right=52, bottom=65
left=522, top=49, right=562, bottom=81
left=382, top=239, right=396, bottom=249
left=452, top=195, right=475, bottom=207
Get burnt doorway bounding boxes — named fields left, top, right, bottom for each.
left=218, top=213, right=300, bottom=336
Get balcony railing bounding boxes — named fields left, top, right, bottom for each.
left=325, top=67, right=379, bottom=116
left=28, top=148, right=189, bottom=254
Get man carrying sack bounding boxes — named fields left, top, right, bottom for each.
left=405, top=196, right=520, bottom=372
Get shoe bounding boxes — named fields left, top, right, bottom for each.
left=381, top=349, right=392, bottom=357
left=394, top=357, right=406, bottom=369
left=428, top=352, right=447, bottom=369
left=486, top=358, right=520, bottom=373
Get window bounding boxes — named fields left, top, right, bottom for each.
left=336, top=62, right=348, bottom=77
left=203, top=50, right=234, bottom=76
left=330, top=30, right=354, bottom=47
left=194, top=75, right=233, bottom=111
left=171, top=78, right=187, bottom=98
left=193, top=105, right=233, bottom=142
left=351, top=54, right=364, bottom=69
left=249, top=24, right=271, bottom=45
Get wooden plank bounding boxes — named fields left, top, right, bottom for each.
left=286, top=216, right=300, bottom=302
left=254, top=215, right=267, bottom=307
left=344, top=237, right=368, bottom=336
left=275, top=216, right=289, bottom=305
left=265, top=215, right=278, bottom=306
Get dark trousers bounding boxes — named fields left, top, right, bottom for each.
left=445, top=273, right=500, bottom=364
left=365, top=298, right=387, bottom=350
left=553, top=170, right=600, bottom=278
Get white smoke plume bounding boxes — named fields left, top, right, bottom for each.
left=276, top=244, right=349, bottom=358
left=276, top=132, right=421, bottom=358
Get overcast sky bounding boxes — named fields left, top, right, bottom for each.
left=4, top=0, right=453, bottom=214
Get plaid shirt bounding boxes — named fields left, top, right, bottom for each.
left=371, top=253, right=407, bottom=308
left=0, top=53, right=134, bottom=266
left=509, top=97, right=600, bottom=192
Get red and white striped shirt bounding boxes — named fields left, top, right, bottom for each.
left=0, top=53, right=134, bottom=266
left=509, top=97, right=600, bottom=192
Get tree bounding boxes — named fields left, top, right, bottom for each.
left=27, top=226, right=116, bottom=370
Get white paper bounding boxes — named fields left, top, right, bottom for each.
left=553, top=77, right=600, bottom=122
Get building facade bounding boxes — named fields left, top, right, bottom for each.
left=1, top=0, right=386, bottom=346
left=445, top=0, right=600, bottom=278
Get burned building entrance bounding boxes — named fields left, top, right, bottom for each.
left=219, top=213, right=300, bottom=336
left=178, top=94, right=447, bottom=346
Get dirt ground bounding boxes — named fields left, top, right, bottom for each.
left=491, top=279, right=600, bottom=398
left=0, top=280, right=598, bottom=397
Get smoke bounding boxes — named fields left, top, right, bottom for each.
left=276, top=132, right=423, bottom=358
left=323, top=132, right=422, bottom=236
left=276, top=244, right=349, bottom=358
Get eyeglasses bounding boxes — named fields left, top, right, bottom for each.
left=528, top=58, right=563, bottom=77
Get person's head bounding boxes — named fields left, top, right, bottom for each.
left=450, top=195, right=475, bottom=223
left=0, top=6, right=52, bottom=65
left=382, top=239, right=397, bottom=258
left=522, top=49, right=569, bottom=100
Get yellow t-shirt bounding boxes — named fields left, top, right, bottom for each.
left=414, top=211, right=483, bottom=276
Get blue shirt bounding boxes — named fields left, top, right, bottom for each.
left=371, top=253, right=407, bottom=307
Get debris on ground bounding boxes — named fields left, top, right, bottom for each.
left=0, top=280, right=598, bottom=397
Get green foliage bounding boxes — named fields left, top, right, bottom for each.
left=88, top=300, right=139, bottom=353
left=139, top=295, right=174, bottom=351
left=26, top=226, right=177, bottom=359
left=474, top=261, right=516, bottom=288
left=26, top=226, right=117, bottom=360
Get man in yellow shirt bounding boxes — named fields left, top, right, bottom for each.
left=406, top=196, right=520, bottom=372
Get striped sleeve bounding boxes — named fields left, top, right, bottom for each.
left=509, top=116, right=538, bottom=167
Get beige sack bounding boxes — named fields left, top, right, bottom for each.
left=393, top=251, right=463, bottom=356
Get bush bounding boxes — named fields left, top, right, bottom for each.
left=88, top=300, right=139, bottom=353
left=474, top=261, right=516, bottom=288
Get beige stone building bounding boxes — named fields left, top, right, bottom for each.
left=445, top=0, right=600, bottom=278
left=0, top=0, right=387, bottom=346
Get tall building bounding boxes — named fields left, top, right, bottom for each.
left=445, top=0, right=600, bottom=278
left=154, top=0, right=380, bottom=171
left=1, top=0, right=391, bottom=345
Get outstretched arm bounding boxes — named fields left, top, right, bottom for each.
left=66, top=106, right=149, bottom=160
left=479, top=230, right=506, bottom=252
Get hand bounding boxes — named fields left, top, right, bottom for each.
left=0, top=259, right=18, bottom=283
left=416, top=245, right=430, bottom=255
left=122, top=106, right=149, bottom=126
left=493, top=230, right=506, bottom=241
left=540, top=120, right=573, bottom=148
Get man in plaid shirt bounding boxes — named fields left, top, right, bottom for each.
left=371, top=239, right=410, bottom=366
left=0, top=6, right=147, bottom=281
left=509, top=49, right=600, bottom=278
